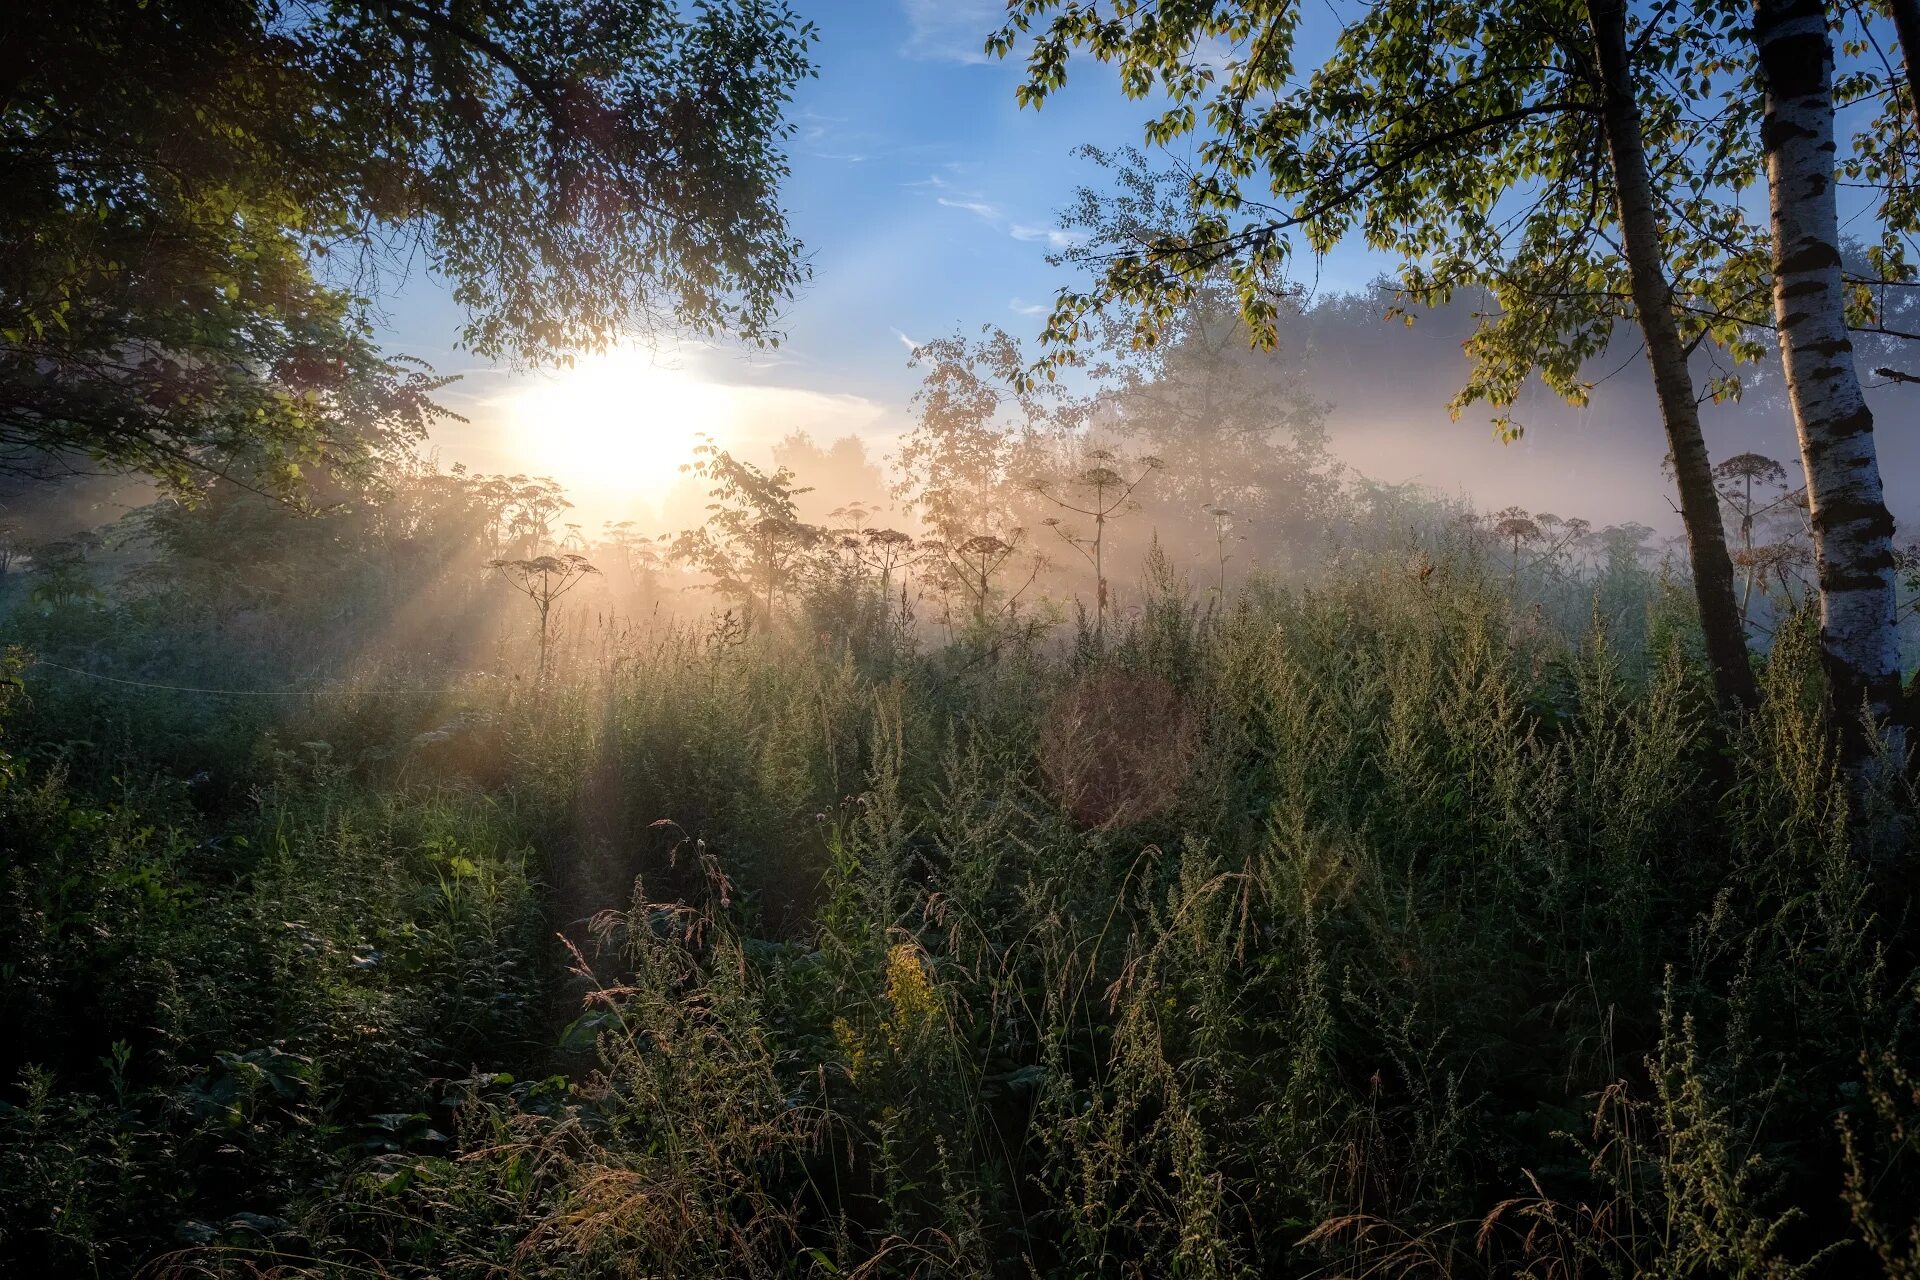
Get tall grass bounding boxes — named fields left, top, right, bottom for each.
left=2, top=537, right=1915, bottom=1277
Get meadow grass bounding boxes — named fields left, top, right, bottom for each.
left=2, top=542, right=1916, bottom=1277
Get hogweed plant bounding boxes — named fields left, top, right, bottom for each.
left=1202, top=502, right=1243, bottom=597
left=1489, top=506, right=1544, bottom=594
left=854, top=526, right=923, bottom=647
left=489, top=552, right=599, bottom=680
left=920, top=529, right=1038, bottom=635
left=1714, top=452, right=1810, bottom=630
left=1031, top=449, right=1162, bottom=644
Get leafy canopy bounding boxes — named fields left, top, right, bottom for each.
left=0, top=0, right=816, bottom=494
left=672, top=437, right=821, bottom=621
left=990, top=0, right=1783, bottom=436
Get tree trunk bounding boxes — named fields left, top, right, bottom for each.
left=1755, top=0, right=1907, bottom=773
left=1890, top=0, right=1920, bottom=138
left=1586, top=0, right=1759, bottom=710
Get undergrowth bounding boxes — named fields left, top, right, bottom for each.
left=2, top=547, right=1917, bottom=1277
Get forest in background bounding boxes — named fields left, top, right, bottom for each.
left=12, top=251, right=1907, bottom=688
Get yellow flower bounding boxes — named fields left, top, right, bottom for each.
left=832, top=1015, right=868, bottom=1082
left=882, top=942, right=940, bottom=1056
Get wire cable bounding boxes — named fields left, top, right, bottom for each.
left=22, top=658, right=488, bottom=698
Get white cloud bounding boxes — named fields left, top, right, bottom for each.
left=930, top=187, right=1080, bottom=256
left=794, top=107, right=848, bottom=144
left=1192, top=35, right=1239, bottom=74
left=890, top=327, right=922, bottom=352
left=1010, top=223, right=1083, bottom=252
left=899, top=0, right=1003, bottom=64
left=1008, top=297, right=1049, bottom=317
left=937, top=195, right=1004, bottom=221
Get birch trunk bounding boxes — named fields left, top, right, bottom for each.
left=1755, top=0, right=1906, bottom=771
left=1586, top=0, right=1758, bottom=710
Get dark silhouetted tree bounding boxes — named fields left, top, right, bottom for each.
left=2, top=0, right=816, bottom=495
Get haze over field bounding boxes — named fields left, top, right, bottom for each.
left=368, top=2, right=1909, bottom=538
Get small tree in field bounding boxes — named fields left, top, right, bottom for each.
left=462, top=474, right=575, bottom=559
left=490, top=553, right=598, bottom=680
left=672, top=437, right=823, bottom=632
left=896, top=326, right=1080, bottom=542
left=1032, top=450, right=1161, bottom=643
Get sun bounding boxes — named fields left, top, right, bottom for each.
left=506, top=349, right=733, bottom=510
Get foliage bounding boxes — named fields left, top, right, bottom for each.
left=988, top=1, right=1775, bottom=421
left=672, top=437, right=824, bottom=630
left=895, top=326, right=1076, bottom=540
left=0, top=732, right=547, bottom=1273
left=21, top=11, right=1920, bottom=1271
left=1053, top=146, right=1343, bottom=561
left=4, top=494, right=1918, bottom=1276
left=1, top=0, right=816, bottom=494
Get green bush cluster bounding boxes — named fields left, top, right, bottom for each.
left=0, top=656, right=549, bottom=1273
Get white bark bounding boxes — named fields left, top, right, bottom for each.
left=1756, top=0, right=1906, bottom=768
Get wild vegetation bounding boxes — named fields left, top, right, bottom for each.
left=4, top=455, right=1920, bottom=1276
left=8, top=0, right=1920, bottom=1276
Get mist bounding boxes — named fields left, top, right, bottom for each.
left=6, top=278, right=1904, bottom=659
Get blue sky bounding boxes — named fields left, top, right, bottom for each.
left=371, top=0, right=1392, bottom=521
left=752, top=1, right=1373, bottom=385
left=368, top=1, right=1884, bottom=535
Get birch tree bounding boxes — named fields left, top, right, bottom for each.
left=1753, top=0, right=1905, bottom=768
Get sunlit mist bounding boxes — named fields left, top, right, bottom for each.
left=507, top=349, right=737, bottom=509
